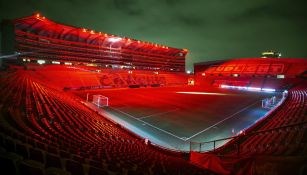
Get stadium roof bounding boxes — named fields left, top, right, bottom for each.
left=13, top=13, right=188, bottom=58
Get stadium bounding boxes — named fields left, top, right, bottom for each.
left=0, top=12, right=306, bottom=175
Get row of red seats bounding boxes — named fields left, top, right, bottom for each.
left=205, top=75, right=292, bottom=90
left=219, top=86, right=307, bottom=157
left=25, top=65, right=188, bottom=90
left=16, top=32, right=185, bottom=71
left=0, top=69, right=213, bottom=175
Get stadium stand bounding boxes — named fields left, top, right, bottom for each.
left=1, top=13, right=307, bottom=175
left=24, top=65, right=188, bottom=91
left=195, top=58, right=307, bottom=91
left=219, top=86, right=307, bottom=156
left=0, top=69, right=214, bottom=175
left=190, top=80, right=307, bottom=174
left=13, top=14, right=187, bottom=72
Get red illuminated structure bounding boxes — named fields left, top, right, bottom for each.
left=194, top=58, right=307, bottom=90
left=13, top=13, right=187, bottom=72
left=1, top=13, right=307, bottom=175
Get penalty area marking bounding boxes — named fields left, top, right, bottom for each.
left=109, top=107, right=186, bottom=141
left=184, top=100, right=260, bottom=141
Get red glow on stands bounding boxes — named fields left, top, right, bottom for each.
left=15, top=30, right=185, bottom=64
left=18, top=14, right=184, bottom=57
left=13, top=14, right=187, bottom=72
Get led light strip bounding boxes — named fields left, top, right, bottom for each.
left=176, top=92, right=228, bottom=95
left=220, top=85, right=275, bottom=92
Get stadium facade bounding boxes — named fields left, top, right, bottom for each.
left=10, top=13, right=187, bottom=72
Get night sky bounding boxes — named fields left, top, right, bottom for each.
left=0, top=0, right=306, bottom=69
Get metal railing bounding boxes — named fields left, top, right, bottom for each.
left=189, top=91, right=292, bottom=156
left=190, top=121, right=307, bottom=157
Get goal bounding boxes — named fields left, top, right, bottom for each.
left=262, top=96, right=276, bottom=109
left=92, top=95, right=109, bottom=107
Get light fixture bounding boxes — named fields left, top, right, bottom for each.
left=108, top=37, right=122, bottom=42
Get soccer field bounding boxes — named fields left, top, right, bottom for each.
left=74, top=86, right=280, bottom=151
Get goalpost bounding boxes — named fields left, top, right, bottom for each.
left=262, top=96, right=277, bottom=109
left=92, top=94, right=109, bottom=107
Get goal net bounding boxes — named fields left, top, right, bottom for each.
left=92, top=95, right=109, bottom=107
left=262, top=96, right=276, bottom=109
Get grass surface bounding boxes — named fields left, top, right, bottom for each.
left=74, top=86, right=279, bottom=151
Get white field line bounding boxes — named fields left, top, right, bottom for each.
left=184, top=100, right=260, bottom=141
left=109, top=107, right=186, bottom=141
left=138, top=108, right=180, bottom=119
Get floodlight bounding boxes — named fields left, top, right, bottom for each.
left=37, top=60, right=45, bottom=64
left=108, top=37, right=122, bottom=42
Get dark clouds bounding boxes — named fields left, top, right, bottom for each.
left=0, top=0, right=306, bottom=70
left=113, top=0, right=143, bottom=15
